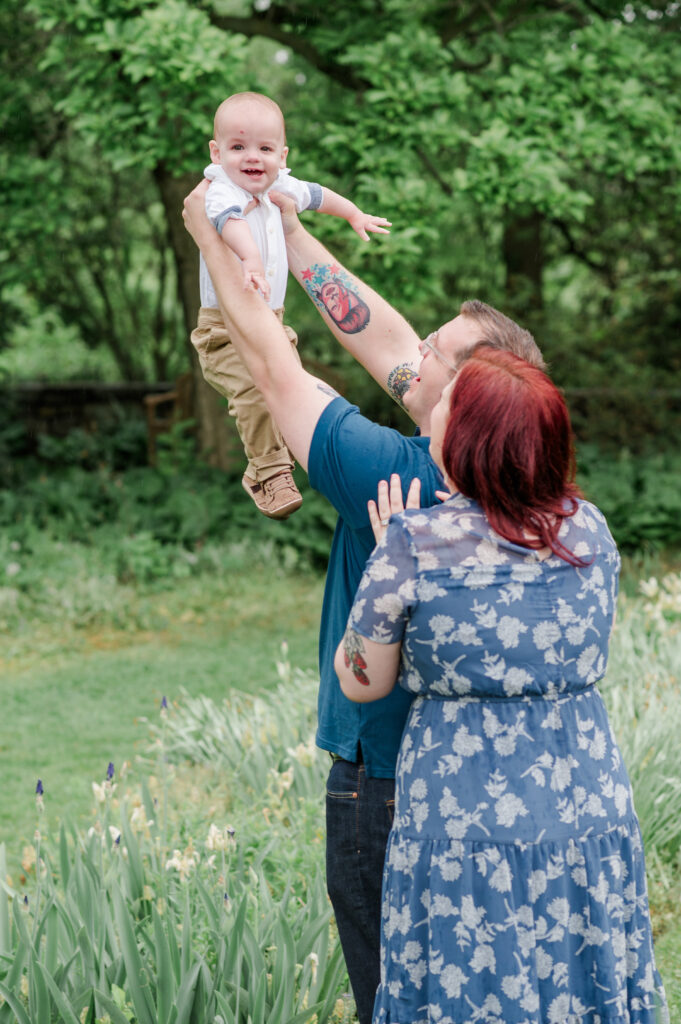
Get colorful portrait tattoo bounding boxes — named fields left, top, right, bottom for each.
left=387, top=363, right=417, bottom=409
left=302, top=263, right=370, bottom=335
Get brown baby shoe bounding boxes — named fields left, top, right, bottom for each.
left=242, top=470, right=303, bottom=519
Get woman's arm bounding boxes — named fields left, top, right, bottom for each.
left=334, top=628, right=401, bottom=703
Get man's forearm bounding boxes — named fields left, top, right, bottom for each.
left=285, top=220, right=419, bottom=409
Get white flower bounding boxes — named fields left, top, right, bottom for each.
left=469, top=944, right=495, bottom=973
left=496, top=616, right=527, bottom=648
left=475, top=539, right=508, bottom=565
left=92, top=781, right=106, bottom=804
left=533, top=621, right=561, bottom=649
left=528, top=870, right=547, bottom=902
left=366, top=554, right=398, bottom=581
left=576, top=644, right=599, bottom=678
left=206, top=823, right=236, bottom=851
left=495, top=793, right=528, bottom=828
left=490, top=860, right=513, bottom=892
left=372, top=592, right=404, bottom=622
left=440, top=964, right=467, bottom=998
left=463, top=566, right=496, bottom=589
left=503, top=667, right=533, bottom=696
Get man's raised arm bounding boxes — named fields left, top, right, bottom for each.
left=271, top=192, right=422, bottom=415
left=182, top=181, right=334, bottom=471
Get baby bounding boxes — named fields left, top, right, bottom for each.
left=191, top=91, right=390, bottom=519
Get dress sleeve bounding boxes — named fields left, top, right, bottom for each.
left=348, top=520, right=417, bottom=645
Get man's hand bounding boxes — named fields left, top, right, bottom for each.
left=269, top=189, right=302, bottom=236
left=348, top=210, right=392, bottom=242
left=182, top=180, right=213, bottom=245
left=242, top=262, right=271, bottom=301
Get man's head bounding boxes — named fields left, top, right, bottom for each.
left=210, top=92, right=288, bottom=197
left=402, top=299, right=545, bottom=435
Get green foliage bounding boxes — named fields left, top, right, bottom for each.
left=578, top=446, right=681, bottom=552
left=0, top=670, right=353, bottom=1023
left=31, top=0, right=247, bottom=171
left=3, top=0, right=681, bottom=414
left=3, top=600, right=679, bottom=1019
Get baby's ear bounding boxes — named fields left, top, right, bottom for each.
left=280, top=145, right=289, bottom=168
left=208, top=139, right=221, bottom=164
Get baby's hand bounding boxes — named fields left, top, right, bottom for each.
left=242, top=263, right=270, bottom=302
left=349, top=211, right=392, bottom=242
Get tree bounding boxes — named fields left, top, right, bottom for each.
left=3, top=0, right=680, bottom=457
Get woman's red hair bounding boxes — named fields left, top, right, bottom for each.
left=442, top=347, right=585, bottom=564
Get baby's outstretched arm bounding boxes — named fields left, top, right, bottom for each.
left=220, top=217, right=270, bottom=301
left=317, top=187, right=391, bottom=241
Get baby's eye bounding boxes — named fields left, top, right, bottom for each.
left=231, top=144, right=244, bottom=150
left=261, top=145, right=273, bottom=152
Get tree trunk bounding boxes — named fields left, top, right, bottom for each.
left=502, top=211, right=544, bottom=326
left=153, top=163, right=238, bottom=470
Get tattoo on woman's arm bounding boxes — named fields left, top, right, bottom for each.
left=316, top=381, right=339, bottom=398
left=302, top=263, right=370, bottom=335
left=387, top=364, right=417, bottom=408
left=343, top=630, right=370, bottom=686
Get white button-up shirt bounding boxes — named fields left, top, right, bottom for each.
left=199, top=165, right=322, bottom=310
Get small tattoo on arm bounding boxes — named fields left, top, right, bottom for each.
left=302, top=263, right=371, bottom=335
left=387, top=363, right=417, bottom=408
left=343, top=630, right=370, bottom=686
left=316, top=381, right=339, bottom=398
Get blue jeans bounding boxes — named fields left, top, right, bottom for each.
left=326, top=758, right=395, bottom=1024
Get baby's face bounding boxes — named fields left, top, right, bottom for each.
left=210, top=100, right=288, bottom=196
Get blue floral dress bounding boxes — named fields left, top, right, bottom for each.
left=349, top=494, right=668, bottom=1024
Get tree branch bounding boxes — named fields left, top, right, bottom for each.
left=551, top=218, right=616, bottom=287
left=416, top=147, right=454, bottom=197
left=209, top=13, right=370, bottom=91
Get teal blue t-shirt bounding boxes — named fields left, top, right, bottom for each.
left=308, top=397, right=444, bottom=778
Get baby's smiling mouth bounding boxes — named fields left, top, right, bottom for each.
left=243, top=168, right=264, bottom=176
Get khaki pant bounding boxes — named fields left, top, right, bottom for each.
left=191, top=306, right=301, bottom=482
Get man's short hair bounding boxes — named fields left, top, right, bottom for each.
left=458, top=299, right=546, bottom=372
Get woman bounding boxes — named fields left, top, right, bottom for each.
left=335, top=348, right=667, bottom=1023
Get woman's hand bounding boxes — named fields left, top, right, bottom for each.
left=368, top=473, right=421, bottom=545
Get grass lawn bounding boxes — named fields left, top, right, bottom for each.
left=1, top=546, right=680, bottom=1014
left=0, top=558, right=323, bottom=855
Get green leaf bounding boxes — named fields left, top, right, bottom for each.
left=0, top=845, right=10, bottom=957
left=93, top=987, right=137, bottom=1024
left=0, top=981, right=32, bottom=1024
left=33, top=960, right=82, bottom=1024
left=152, top=902, right=177, bottom=1024
left=111, top=883, right=157, bottom=1024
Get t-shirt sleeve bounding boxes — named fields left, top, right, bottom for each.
left=348, top=521, right=416, bottom=644
left=273, top=169, right=323, bottom=212
left=308, top=397, right=440, bottom=532
left=205, top=179, right=246, bottom=233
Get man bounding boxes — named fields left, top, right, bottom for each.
left=182, top=181, right=544, bottom=1023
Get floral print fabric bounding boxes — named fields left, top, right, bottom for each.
left=350, top=495, right=667, bottom=1023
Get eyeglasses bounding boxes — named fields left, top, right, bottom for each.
left=419, top=332, right=459, bottom=374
